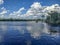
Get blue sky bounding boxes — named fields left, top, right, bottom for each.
left=2, top=0, right=60, bottom=11
left=0, top=0, right=60, bottom=19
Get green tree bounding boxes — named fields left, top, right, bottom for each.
left=46, top=11, right=60, bottom=24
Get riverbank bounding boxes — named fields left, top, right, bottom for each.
left=0, top=19, right=42, bottom=21
left=46, top=21, right=60, bottom=26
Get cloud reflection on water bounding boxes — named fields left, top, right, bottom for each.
left=0, top=21, right=49, bottom=39
left=0, top=21, right=60, bottom=42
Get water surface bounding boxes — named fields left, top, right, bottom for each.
left=0, top=21, right=60, bottom=45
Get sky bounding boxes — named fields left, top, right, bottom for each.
left=0, top=0, right=60, bottom=19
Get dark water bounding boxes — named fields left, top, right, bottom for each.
left=0, top=21, right=60, bottom=45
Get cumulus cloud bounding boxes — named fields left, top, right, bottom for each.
left=25, top=2, right=60, bottom=19
left=26, top=2, right=42, bottom=16
left=0, top=7, right=9, bottom=18
left=0, top=2, right=60, bottom=19
left=8, top=2, right=47, bottom=19
left=0, top=0, right=4, bottom=5
left=43, top=4, right=60, bottom=13
left=9, top=7, right=25, bottom=19
left=0, top=7, right=8, bottom=14
left=25, top=2, right=46, bottom=19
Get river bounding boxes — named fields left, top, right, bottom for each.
left=0, top=21, right=60, bottom=45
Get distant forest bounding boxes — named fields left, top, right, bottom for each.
left=0, top=11, right=60, bottom=25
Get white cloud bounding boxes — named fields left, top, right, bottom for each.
left=0, top=0, right=4, bottom=5
left=44, top=4, right=60, bottom=13
left=26, top=2, right=43, bottom=16
left=25, top=2, right=60, bottom=19
left=0, top=7, right=8, bottom=14
left=31, top=2, right=41, bottom=9
left=24, top=2, right=47, bottom=19
left=8, top=2, right=47, bottom=19
left=0, top=2, right=60, bottom=19
left=17, top=7, right=25, bottom=13
left=0, top=7, right=9, bottom=18
left=9, top=7, right=25, bottom=18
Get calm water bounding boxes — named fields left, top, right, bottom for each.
left=0, top=21, right=60, bottom=45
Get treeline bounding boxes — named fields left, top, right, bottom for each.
left=46, top=11, right=60, bottom=25
left=0, top=18, right=42, bottom=21
left=0, top=11, right=60, bottom=25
